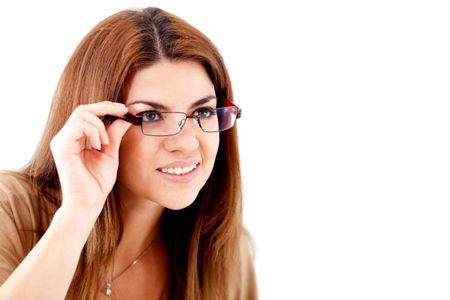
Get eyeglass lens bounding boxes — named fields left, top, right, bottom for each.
left=141, top=107, right=238, bottom=136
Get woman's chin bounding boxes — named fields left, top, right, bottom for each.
left=158, top=196, right=198, bottom=211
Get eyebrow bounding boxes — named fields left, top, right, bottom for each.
left=128, top=95, right=217, bottom=110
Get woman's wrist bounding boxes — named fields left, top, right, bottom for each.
left=53, top=203, right=101, bottom=240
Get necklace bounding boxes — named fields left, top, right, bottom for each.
left=103, top=234, right=159, bottom=297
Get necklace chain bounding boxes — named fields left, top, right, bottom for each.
left=103, top=233, right=159, bottom=297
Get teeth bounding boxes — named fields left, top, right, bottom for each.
left=160, top=163, right=197, bottom=175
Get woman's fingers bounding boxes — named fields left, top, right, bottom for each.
left=102, top=119, right=132, bottom=158
left=52, top=101, right=129, bottom=154
left=68, top=102, right=127, bottom=144
left=78, top=112, right=110, bottom=146
left=81, top=121, right=103, bottom=150
left=49, top=101, right=131, bottom=213
left=78, top=101, right=127, bottom=117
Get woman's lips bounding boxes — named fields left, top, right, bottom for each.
left=157, top=162, right=200, bottom=183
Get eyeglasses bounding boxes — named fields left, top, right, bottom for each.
left=110, top=101, right=241, bottom=137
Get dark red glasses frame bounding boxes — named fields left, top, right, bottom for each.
left=107, top=99, right=241, bottom=126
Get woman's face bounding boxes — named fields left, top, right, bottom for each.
left=116, top=60, right=219, bottom=210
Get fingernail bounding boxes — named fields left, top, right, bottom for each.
left=85, top=140, right=92, bottom=150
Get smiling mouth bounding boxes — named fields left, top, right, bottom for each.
left=158, top=163, right=199, bottom=176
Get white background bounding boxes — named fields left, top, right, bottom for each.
left=1, top=1, right=449, bottom=299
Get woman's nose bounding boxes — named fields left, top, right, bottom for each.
left=163, top=118, right=200, bottom=153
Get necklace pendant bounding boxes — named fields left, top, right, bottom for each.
left=104, top=282, right=113, bottom=296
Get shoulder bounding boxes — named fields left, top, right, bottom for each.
left=0, top=171, right=44, bottom=219
left=0, top=171, right=34, bottom=200
left=0, top=171, right=57, bottom=284
left=0, top=171, right=55, bottom=284
left=0, top=171, right=33, bottom=217
left=0, top=171, right=56, bottom=238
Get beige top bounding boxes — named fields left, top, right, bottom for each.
left=0, top=172, right=56, bottom=284
left=0, top=172, right=258, bottom=299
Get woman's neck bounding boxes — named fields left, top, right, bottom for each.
left=99, top=195, right=169, bottom=300
left=115, top=185, right=165, bottom=258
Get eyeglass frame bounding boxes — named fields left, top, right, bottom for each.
left=107, top=99, right=241, bottom=137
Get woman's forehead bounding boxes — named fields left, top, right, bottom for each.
left=125, top=60, right=216, bottom=109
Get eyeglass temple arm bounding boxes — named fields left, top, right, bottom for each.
left=223, top=99, right=242, bottom=119
left=106, top=113, right=142, bottom=125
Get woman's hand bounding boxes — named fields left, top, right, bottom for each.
left=50, top=101, right=131, bottom=215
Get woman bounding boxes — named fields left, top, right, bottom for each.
left=0, top=7, right=257, bottom=300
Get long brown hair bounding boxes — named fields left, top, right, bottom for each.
left=23, top=7, right=248, bottom=299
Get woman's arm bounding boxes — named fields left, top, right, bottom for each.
left=0, top=206, right=95, bottom=299
left=0, top=101, right=130, bottom=299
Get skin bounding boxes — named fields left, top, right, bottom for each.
left=117, top=59, right=220, bottom=211
left=102, top=59, right=220, bottom=299
left=0, top=52, right=222, bottom=300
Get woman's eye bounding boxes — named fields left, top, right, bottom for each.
left=194, top=107, right=216, bottom=118
left=140, top=111, right=162, bottom=122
